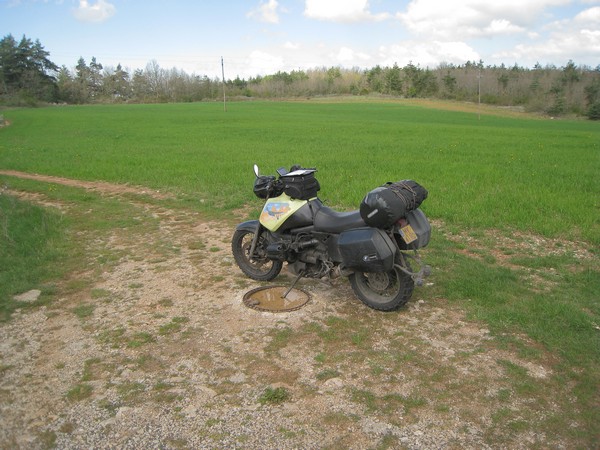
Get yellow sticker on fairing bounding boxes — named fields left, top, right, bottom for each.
left=259, top=193, right=308, bottom=232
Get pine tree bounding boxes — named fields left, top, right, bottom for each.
left=0, top=34, right=58, bottom=104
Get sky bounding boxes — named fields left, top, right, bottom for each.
left=1, top=0, right=599, bottom=79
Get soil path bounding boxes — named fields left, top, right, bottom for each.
left=0, top=170, right=172, bottom=200
left=0, top=171, right=571, bottom=449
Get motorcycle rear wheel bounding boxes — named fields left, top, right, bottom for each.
left=349, top=265, right=414, bottom=311
left=232, top=229, right=283, bottom=281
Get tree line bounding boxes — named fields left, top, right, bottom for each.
left=1, top=34, right=599, bottom=119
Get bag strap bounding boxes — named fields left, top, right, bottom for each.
left=386, top=182, right=418, bottom=209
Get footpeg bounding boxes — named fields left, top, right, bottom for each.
left=413, top=265, right=432, bottom=286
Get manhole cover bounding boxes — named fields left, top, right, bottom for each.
left=243, top=285, right=311, bottom=312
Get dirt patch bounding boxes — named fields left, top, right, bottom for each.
left=0, top=174, right=581, bottom=449
left=435, top=219, right=595, bottom=293
left=438, top=221, right=595, bottom=263
left=0, top=170, right=173, bottom=200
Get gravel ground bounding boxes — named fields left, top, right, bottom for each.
left=0, top=174, right=577, bottom=449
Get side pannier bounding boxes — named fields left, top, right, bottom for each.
left=338, top=227, right=396, bottom=272
left=397, top=208, right=431, bottom=249
left=360, top=180, right=428, bottom=228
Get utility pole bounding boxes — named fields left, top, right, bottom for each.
left=221, top=57, right=226, bottom=112
left=477, top=60, right=483, bottom=121
left=478, top=69, right=481, bottom=121
left=477, top=69, right=481, bottom=120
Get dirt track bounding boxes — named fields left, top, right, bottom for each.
left=0, top=171, right=576, bottom=449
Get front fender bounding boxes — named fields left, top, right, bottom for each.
left=235, top=220, right=261, bottom=233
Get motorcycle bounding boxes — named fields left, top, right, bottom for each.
left=231, top=164, right=431, bottom=311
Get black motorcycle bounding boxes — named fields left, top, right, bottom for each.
left=232, top=165, right=431, bottom=311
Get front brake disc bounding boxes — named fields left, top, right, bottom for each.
left=367, top=273, right=391, bottom=292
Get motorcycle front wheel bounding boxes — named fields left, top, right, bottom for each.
left=232, top=229, right=283, bottom=281
left=349, top=265, right=414, bottom=311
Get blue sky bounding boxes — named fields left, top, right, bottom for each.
left=1, top=0, right=599, bottom=79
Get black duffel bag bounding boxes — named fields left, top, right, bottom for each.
left=360, top=180, right=428, bottom=228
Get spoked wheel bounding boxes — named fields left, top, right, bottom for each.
left=232, top=228, right=282, bottom=281
left=349, top=264, right=414, bottom=311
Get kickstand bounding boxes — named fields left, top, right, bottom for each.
left=282, top=270, right=305, bottom=299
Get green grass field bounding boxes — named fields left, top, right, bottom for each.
left=1, top=100, right=599, bottom=445
left=1, top=101, right=598, bottom=243
left=0, top=195, right=66, bottom=319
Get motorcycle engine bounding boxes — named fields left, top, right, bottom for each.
left=266, top=241, right=288, bottom=261
left=290, top=241, right=331, bottom=278
left=267, top=234, right=331, bottom=278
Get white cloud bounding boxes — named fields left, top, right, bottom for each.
left=379, top=40, right=480, bottom=67
left=304, top=0, right=390, bottom=22
left=283, top=41, right=300, bottom=50
left=397, top=0, right=569, bottom=39
left=246, top=50, right=285, bottom=75
left=493, top=30, right=600, bottom=64
left=492, top=8, right=600, bottom=65
left=72, top=0, right=115, bottom=23
left=545, top=5, right=600, bottom=31
left=247, top=0, right=280, bottom=24
left=483, top=19, right=525, bottom=35
left=574, top=6, right=600, bottom=23
left=333, top=47, right=371, bottom=64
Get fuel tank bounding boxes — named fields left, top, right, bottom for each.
left=259, top=193, right=315, bottom=232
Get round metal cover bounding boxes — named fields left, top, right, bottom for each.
left=243, top=285, right=311, bottom=312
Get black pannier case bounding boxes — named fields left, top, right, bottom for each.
left=281, top=171, right=320, bottom=200
left=360, top=180, right=428, bottom=228
left=398, top=208, right=431, bottom=250
left=338, top=227, right=396, bottom=273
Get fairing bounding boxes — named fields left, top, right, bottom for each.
left=259, top=193, right=310, bottom=232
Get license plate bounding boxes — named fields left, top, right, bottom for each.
left=400, top=224, right=418, bottom=244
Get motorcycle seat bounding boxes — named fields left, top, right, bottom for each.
left=314, top=205, right=367, bottom=233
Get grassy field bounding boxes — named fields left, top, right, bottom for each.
left=1, top=100, right=599, bottom=446
left=0, top=195, right=67, bottom=319
left=0, top=101, right=598, bottom=243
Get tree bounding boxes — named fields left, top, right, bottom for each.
left=417, top=69, right=439, bottom=97
left=56, top=65, right=76, bottom=103
left=366, top=65, right=384, bottom=93
left=584, top=74, right=600, bottom=120
left=497, top=73, right=509, bottom=91
left=442, top=71, right=457, bottom=98
left=74, top=57, right=92, bottom=103
left=145, top=60, right=166, bottom=100
left=88, top=56, right=103, bottom=98
left=384, top=63, right=402, bottom=95
left=131, top=68, right=149, bottom=101
left=561, top=60, right=581, bottom=86
left=0, top=34, right=58, bottom=103
left=403, top=61, right=420, bottom=97
left=326, top=67, right=342, bottom=92
left=403, top=63, right=438, bottom=98
left=102, top=63, right=130, bottom=100
left=547, top=81, right=566, bottom=116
